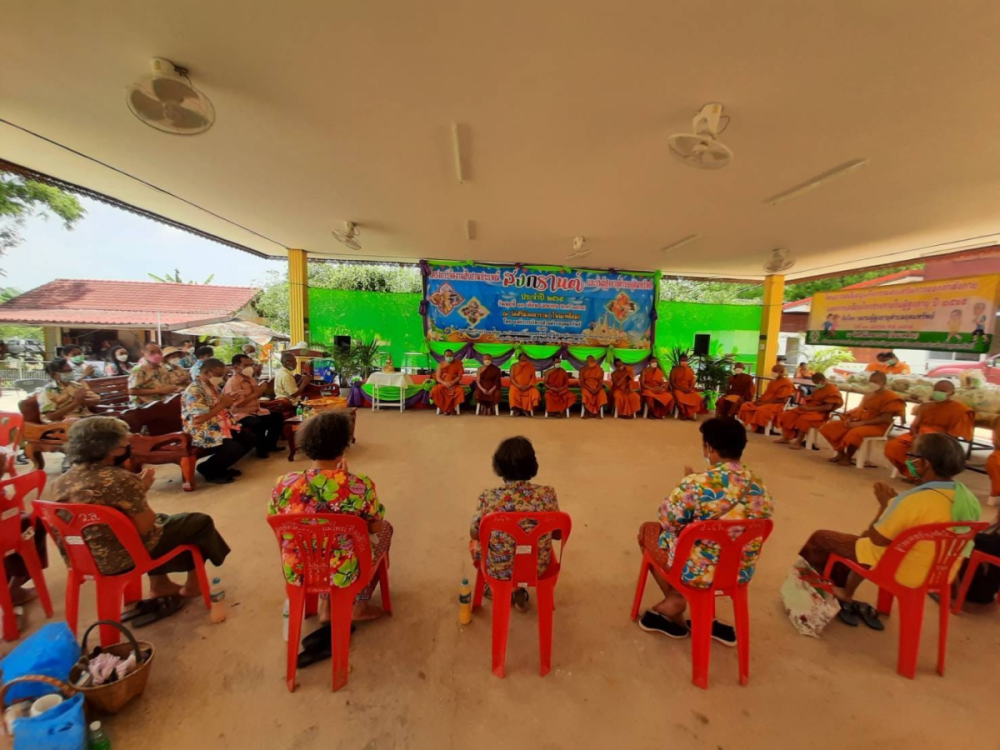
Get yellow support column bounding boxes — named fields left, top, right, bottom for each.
left=43, top=326, right=60, bottom=359
left=288, top=248, right=310, bottom=345
left=756, top=274, right=785, bottom=381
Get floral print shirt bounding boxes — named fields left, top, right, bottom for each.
left=36, top=381, right=95, bottom=423
left=471, top=481, right=560, bottom=580
left=269, top=469, right=386, bottom=587
left=181, top=380, right=236, bottom=448
left=128, top=359, right=171, bottom=405
left=164, top=363, right=192, bottom=388
left=658, top=461, right=774, bottom=589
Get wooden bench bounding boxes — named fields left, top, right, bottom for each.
left=118, top=397, right=206, bottom=492
left=86, top=375, right=130, bottom=413
left=17, top=397, right=72, bottom=470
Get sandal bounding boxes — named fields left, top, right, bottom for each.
left=837, top=600, right=859, bottom=627
left=854, top=602, right=885, bottom=631
left=131, top=596, right=186, bottom=628
left=121, top=598, right=160, bottom=623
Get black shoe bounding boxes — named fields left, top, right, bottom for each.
left=199, top=473, right=234, bottom=485
left=685, top=618, right=737, bottom=647
left=638, top=610, right=689, bottom=639
left=512, top=588, right=530, bottom=612
left=227, top=469, right=242, bottom=478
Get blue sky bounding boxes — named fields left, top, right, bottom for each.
left=5, top=195, right=281, bottom=293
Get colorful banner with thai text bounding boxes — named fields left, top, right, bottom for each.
left=807, top=274, right=1000, bottom=352
left=422, top=261, right=657, bottom=348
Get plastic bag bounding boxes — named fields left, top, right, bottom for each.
left=0, top=623, right=80, bottom=703
left=780, top=557, right=840, bottom=638
left=12, top=692, right=85, bottom=750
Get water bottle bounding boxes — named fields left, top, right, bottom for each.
left=296, top=403, right=304, bottom=417
left=88, top=720, right=112, bottom=750
left=282, top=598, right=290, bottom=642
left=210, top=577, right=225, bottom=603
left=458, top=578, right=472, bottom=625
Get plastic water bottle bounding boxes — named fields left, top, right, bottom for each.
left=296, top=403, right=304, bottom=417
left=282, top=598, right=290, bottom=641
left=88, top=721, right=112, bottom=750
left=458, top=578, right=472, bottom=625
left=210, top=577, right=225, bottom=603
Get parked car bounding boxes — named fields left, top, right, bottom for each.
left=4, top=338, right=45, bottom=359
left=926, top=355, right=1000, bottom=385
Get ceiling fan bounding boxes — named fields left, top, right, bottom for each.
left=126, top=58, right=215, bottom=135
left=331, top=221, right=362, bottom=251
left=763, top=247, right=796, bottom=274
left=667, top=103, right=733, bottom=170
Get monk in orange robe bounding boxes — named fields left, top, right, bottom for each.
left=474, top=355, right=503, bottom=415
left=866, top=351, right=911, bottom=375
left=638, top=357, right=673, bottom=419
left=884, top=380, right=973, bottom=481
left=716, top=363, right=756, bottom=418
left=819, top=371, right=906, bottom=466
left=543, top=356, right=576, bottom=416
left=431, top=349, right=465, bottom=415
left=579, top=355, right=608, bottom=418
left=610, top=358, right=641, bottom=418
left=669, top=354, right=702, bottom=421
left=987, top=416, right=1000, bottom=507
left=738, top=364, right=795, bottom=433
left=509, top=353, right=541, bottom=416
left=776, top=373, right=843, bottom=448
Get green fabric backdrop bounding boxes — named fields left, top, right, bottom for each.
left=655, top=301, right=762, bottom=365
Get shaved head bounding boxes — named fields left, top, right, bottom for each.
left=869, top=371, right=887, bottom=386
left=934, top=380, right=955, bottom=395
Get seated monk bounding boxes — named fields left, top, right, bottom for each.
left=669, top=354, right=703, bottom=421
left=987, top=416, right=1000, bottom=508
left=776, top=372, right=843, bottom=449
left=543, top=356, right=576, bottom=416
left=509, top=353, right=541, bottom=417
left=884, top=381, right=973, bottom=483
left=611, top=358, right=641, bottom=418
left=716, top=363, right=755, bottom=419
left=474, top=355, right=503, bottom=415
left=431, top=349, right=465, bottom=415
left=819, top=371, right=905, bottom=466
left=639, top=357, right=673, bottom=419
left=738, top=364, right=795, bottom=433
left=579, top=355, right=608, bottom=418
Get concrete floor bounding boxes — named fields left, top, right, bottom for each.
left=7, top=408, right=1000, bottom=750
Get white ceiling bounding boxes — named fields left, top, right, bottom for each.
left=5, top=1, right=1000, bottom=280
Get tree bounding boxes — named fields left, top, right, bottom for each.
left=733, top=263, right=925, bottom=303
left=0, top=176, right=85, bottom=272
left=148, top=269, right=216, bottom=284
left=659, top=279, right=761, bottom=304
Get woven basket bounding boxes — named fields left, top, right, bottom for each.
left=0, top=673, right=78, bottom=707
left=68, top=620, right=154, bottom=714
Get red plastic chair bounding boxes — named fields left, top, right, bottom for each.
left=267, top=514, right=391, bottom=692
left=630, top=518, right=774, bottom=689
left=952, top=549, right=1000, bottom=613
left=0, top=412, right=23, bottom=478
left=0, top=471, right=53, bottom=640
left=823, top=521, right=988, bottom=679
left=471, top=511, right=572, bottom=678
left=33, top=500, right=213, bottom=647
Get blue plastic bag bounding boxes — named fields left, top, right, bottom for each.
left=1, top=623, right=80, bottom=703
left=13, top=692, right=86, bottom=750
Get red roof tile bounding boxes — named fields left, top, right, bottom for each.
left=0, top=279, right=260, bottom=328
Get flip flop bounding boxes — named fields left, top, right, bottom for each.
left=121, top=598, right=160, bottom=623
left=837, top=600, right=860, bottom=627
left=131, top=596, right=186, bottom=628
left=854, top=602, right=885, bottom=631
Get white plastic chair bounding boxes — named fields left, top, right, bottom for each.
left=475, top=402, right=500, bottom=416
left=854, top=419, right=898, bottom=469
left=580, top=402, right=604, bottom=419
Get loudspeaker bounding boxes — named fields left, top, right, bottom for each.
left=693, top=334, right=711, bottom=357
left=334, top=335, right=351, bottom=352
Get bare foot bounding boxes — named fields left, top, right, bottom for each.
left=149, top=581, right=183, bottom=598
left=179, top=584, right=202, bottom=598
left=837, top=457, right=852, bottom=467
left=351, top=602, right=384, bottom=622
left=10, top=588, right=37, bottom=606
left=774, top=438, right=790, bottom=444
left=789, top=443, right=805, bottom=451
left=831, top=586, right=852, bottom=603
left=828, top=454, right=844, bottom=463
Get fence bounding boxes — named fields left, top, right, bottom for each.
left=0, top=363, right=48, bottom=392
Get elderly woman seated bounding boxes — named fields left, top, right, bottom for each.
left=799, top=432, right=981, bottom=629
left=36, top=357, right=100, bottom=423
left=50, top=417, right=231, bottom=625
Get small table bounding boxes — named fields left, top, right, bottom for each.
left=283, top=409, right=358, bottom=461
left=366, top=372, right=414, bottom=412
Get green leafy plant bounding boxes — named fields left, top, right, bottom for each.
left=148, top=269, right=216, bottom=284
left=664, top=346, right=692, bottom=368
left=696, top=353, right=735, bottom=393
left=328, top=336, right=384, bottom=383
left=808, top=347, right=855, bottom=376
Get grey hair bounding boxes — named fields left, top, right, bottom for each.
left=65, top=417, right=130, bottom=465
left=913, top=432, right=966, bottom=479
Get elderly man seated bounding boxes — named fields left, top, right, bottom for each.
left=128, top=342, right=184, bottom=406
left=275, top=352, right=312, bottom=402
left=162, top=347, right=193, bottom=389
left=37, top=358, right=100, bottom=423
left=182, top=358, right=254, bottom=484
left=223, top=353, right=285, bottom=458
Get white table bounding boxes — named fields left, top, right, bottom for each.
left=366, top=372, right=415, bottom=412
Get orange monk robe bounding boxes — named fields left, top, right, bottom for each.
left=580, top=365, right=608, bottom=414
left=738, top=377, right=796, bottom=429
left=779, top=383, right=844, bottom=439
left=883, top=399, right=974, bottom=473
left=611, top=366, right=641, bottom=417
left=819, top=389, right=906, bottom=451
left=509, top=361, right=541, bottom=412
left=716, top=373, right=756, bottom=418
left=431, top=360, right=466, bottom=413
left=639, top=367, right=674, bottom=418
left=543, top=368, right=577, bottom=413
left=474, top=364, right=503, bottom=408
left=987, top=451, right=1000, bottom=498
left=866, top=361, right=911, bottom=375
left=669, top=364, right=703, bottom=420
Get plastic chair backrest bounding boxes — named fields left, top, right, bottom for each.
left=0, top=471, right=45, bottom=551
left=0, top=412, right=22, bottom=448
left=266, top=513, right=374, bottom=597
left=868, top=521, right=989, bottom=591
left=478, top=511, right=573, bottom=586
left=33, top=500, right=152, bottom=578
left=669, top=518, right=775, bottom=591
left=17, top=397, right=42, bottom=425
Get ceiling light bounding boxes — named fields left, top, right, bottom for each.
left=764, top=159, right=869, bottom=206
left=661, top=234, right=702, bottom=253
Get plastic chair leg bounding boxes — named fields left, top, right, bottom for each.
left=95, top=580, right=127, bottom=647
left=20, top=543, right=53, bottom=618
left=490, top=582, right=513, bottom=678
left=732, top=585, right=751, bottom=686
left=952, top=555, right=979, bottom=614
left=688, top=593, right=715, bottom=689
left=123, top=575, right=143, bottom=606
left=377, top=557, right=392, bottom=615
left=629, top=555, right=650, bottom=621
left=330, top=597, right=354, bottom=692
left=64, top=570, right=81, bottom=636
left=0, top=575, right=19, bottom=642
left=472, top=568, right=485, bottom=610
left=895, top=594, right=925, bottom=679
left=536, top=581, right=555, bottom=677
left=180, top=456, right=198, bottom=492
left=876, top=587, right=894, bottom=617
left=188, top=548, right=212, bottom=610
left=284, top=587, right=306, bottom=692
left=937, top=585, right=950, bottom=677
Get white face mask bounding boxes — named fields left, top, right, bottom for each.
left=115, top=352, right=129, bottom=362
left=649, top=362, right=658, bottom=369
left=209, top=375, right=224, bottom=387
left=483, top=360, right=492, bottom=367
left=445, top=356, right=454, bottom=364
left=867, top=382, right=881, bottom=392
left=241, top=366, right=255, bottom=377
left=734, top=369, right=744, bottom=375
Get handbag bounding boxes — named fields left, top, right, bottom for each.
left=0, top=676, right=86, bottom=750
left=780, top=556, right=840, bottom=638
